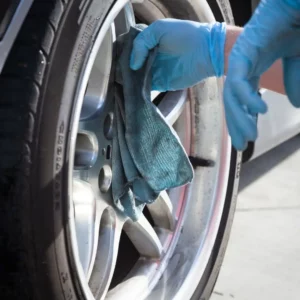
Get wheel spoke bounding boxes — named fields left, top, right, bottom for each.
left=147, top=191, right=175, bottom=231
left=157, top=90, right=188, bottom=126
left=86, top=192, right=112, bottom=280
left=80, top=26, right=113, bottom=121
left=89, top=210, right=124, bottom=298
left=124, top=215, right=163, bottom=258
left=74, top=130, right=99, bottom=170
left=114, top=2, right=136, bottom=36
left=73, top=179, right=99, bottom=276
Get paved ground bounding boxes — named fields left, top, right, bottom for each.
left=211, top=136, right=300, bottom=300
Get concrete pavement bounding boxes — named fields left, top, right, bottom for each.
left=211, top=136, right=300, bottom=300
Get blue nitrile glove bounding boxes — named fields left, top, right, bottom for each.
left=224, top=0, right=300, bottom=150
left=130, top=19, right=226, bottom=91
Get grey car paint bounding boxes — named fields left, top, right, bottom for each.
left=252, top=90, right=300, bottom=159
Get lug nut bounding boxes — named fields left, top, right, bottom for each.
left=99, top=165, right=112, bottom=192
left=104, top=112, right=114, bottom=140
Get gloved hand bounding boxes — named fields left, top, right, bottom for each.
left=224, top=0, right=300, bottom=150
left=130, top=19, right=226, bottom=91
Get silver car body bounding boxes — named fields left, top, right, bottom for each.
left=252, top=90, right=300, bottom=159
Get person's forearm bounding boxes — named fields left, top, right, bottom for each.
left=224, top=25, right=285, bottom=95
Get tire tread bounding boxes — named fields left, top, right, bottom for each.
left=0, top=1, right=67, bottom=298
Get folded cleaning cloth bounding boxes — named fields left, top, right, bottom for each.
left=112, top=25, right=194, bottom=221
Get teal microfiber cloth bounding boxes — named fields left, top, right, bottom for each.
left=112, top=26, right=194, bottom=221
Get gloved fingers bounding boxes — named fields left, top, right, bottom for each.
left=232, top=104, right=257, bottom=142
left=283, top=56, right=300, bottom=108
left=233, top=78, right=267, bottom=115
left=130, top=24, right=160, bottom=70
left=130, top=40, right=151, bottom=71
left=224, top=87, right=258, bottom=143
left=151, top=54, right=171, bottom=92
left=227, top=55, right=267, bottom=114
left=151, top=55, right=185, bottom=92
left=152, top=68, right=168, bottom=92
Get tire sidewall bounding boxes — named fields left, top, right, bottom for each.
left=31, top=1, right=114, bottom=299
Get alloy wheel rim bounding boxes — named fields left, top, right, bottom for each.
left=67, top=1, right=232, bottom=299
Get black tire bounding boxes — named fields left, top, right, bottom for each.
left=192, top=2, right=240, bottom=298
left=0, top=0, right=114, bottom=299
left=191, top=150, right=241, bottom=300
left=0, top=0, right=240, bottom=299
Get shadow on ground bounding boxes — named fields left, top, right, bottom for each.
left=239, top=135, right=300, bottom=191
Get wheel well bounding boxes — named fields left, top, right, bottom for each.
left=229, top=0, right=253, bottom=26
left=207, top=0, right=253, bottom=26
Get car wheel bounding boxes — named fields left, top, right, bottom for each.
left=0, top=0, right=240, bottom=299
